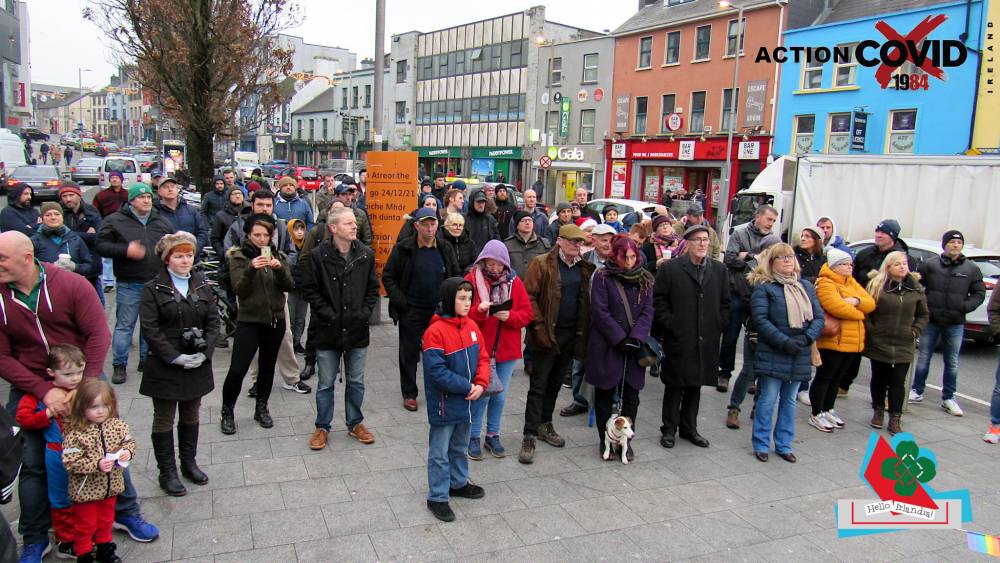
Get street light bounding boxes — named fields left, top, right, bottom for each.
left=78, top=68, right=92, bottom=132
left=717, top=0, right=743, bottom=236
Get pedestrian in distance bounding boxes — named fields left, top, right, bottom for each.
left=748, top=243, right=824, bottom=462
left=200, top=176, right=228, bottom=222
left=493, top=184, right=517, bottom=240
left=0, top=183, right=39, bottom=237
left=422, top=278, right=489, bottom=522
left=439, top=212, right=476, bottom=274
left=91, top=171, right=128, bottom=218
left=910, top=230, right=986, bottom=416
left=211, top=187, right=246, bottom=258
left=39, top=142, right=49, bottom=165
left=864, top=251, right=929, bottom=435
left=64, top=146, right=74, bottom=166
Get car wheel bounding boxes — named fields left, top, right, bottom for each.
left=973, top=334, right=999, bottom=346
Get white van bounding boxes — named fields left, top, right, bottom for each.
left=98, top=156, right=141, bottom=188
left=0, top=128, right=28, bottom=182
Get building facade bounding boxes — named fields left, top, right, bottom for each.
left=773, top=0, right=985, bottom=157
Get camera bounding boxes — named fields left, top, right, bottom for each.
left=181, top=327, right=207, bottom=353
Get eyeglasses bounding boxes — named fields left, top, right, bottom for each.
left=772, top=255, right=796, bottom=262
left=688, top=237, right=710, bottom=244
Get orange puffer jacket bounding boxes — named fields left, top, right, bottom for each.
left=815, top=263, right=876, bottom=353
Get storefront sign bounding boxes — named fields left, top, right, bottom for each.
left=665, top=113, right=683, bottom=132
left=594, top=88, right=604, bottom=102
left=743, top=80, right=768, bottom=128
left=738, top=141, right=760, bottom=160
left=577, top=89, right=588, bottom=102
left=678, top=141, right=695, bottom=161
left=548, top=146, right=585, bottom=161
left=614, top=94, right=630, bottom=132
left=416, top=146, right=461, bottom=158
left=471, top=147, right=522, bottom=159
left=851, top=111, right=868, bottom=151
left=559, top=99, right=571, bottom=139
left=610, top=161, right=626, bottom=197
left=366, top=151, right=419, bottom=292
left=611, top=143, right=626, bottom=158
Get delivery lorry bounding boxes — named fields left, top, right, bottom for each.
left=726, top=154, right=1000, bottom=251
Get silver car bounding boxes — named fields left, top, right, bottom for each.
left=71, top=157, right=103, bottom=185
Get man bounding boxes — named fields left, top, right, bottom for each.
left=58, top=182, right=104, bottom=300
left=853, top=219, right=915, bottom=285
left=719, top=205, right=778, bottom=392
left=356, top=168, right=368, bottom=210
left=223, top=190, right=293, bottom=255
left=573, top=188, right=601, bottom=223
left=0, top=183, right=38, bottom=236
left=546, top=202, right=573, bottom=245
left=64, top=145, right=73, bottom=166
left=154, top=177, right=209, bottom=254
left=510, top=189, right=547, bottom=237
left=299, top=207, right=380, bottom=450
left=273, top=176, right=314, bottom=230
left=531, top=173, right=544, bottom=201
left=316, top=173, right=339, bottom=216
left=519, top=224, right=595, bottom=464
left=150, top=173, right=162, bottom=191
left=334, top=181, right=373, bottom=247
left=39, top=142, right=49, bottom=164
left=96, top=183, right=176, bottom=384
left=672, top=203, right=720, bottom=260
left=382, top=208, right=461, bottom=411
left=464, top=189, right=499, bottom=256
left=816, top=215, right=852, bottom=255
left=504, top=210, right=550, bottom=279
left=910, top=230, right=985, bottom=416
left=494, top=184, right=517, bottom=239
left=654, top=225, right=729, bottom=449
left=0, top=232, right=159, bottom=561
left=222, top=168, right=246, bottom=198
left=585, top=223, right=616, bottom=268
left=431, top=173, right=447, bottom=202
left=200, top=176, right=228, bottom=221
left=92, top=171, right=128, bottom=218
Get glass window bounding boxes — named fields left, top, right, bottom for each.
left=396, top=60, right=407, bottom=83
left=690, top=91, right=706, bottom=132
left=455, top=51, right=466, bottom=74
left=501, top=42, right=512, bottom=69
left=834, top=44, right=857, bottom=87
left=638, top=36, right=653, bottom=68
left=471, top=98, right=482, bottom=122
left=827, top=113, right=851, bottom=153
left=351, top=86, right=359, bottom=108
left=488, top=96, right=500, bottom=121
left=635, top=96, right=648, bottom=134
left=511, top=40, right=525, bottom=67
left=462, top=99, right=471, bottom=122
left=436, top=54, right=446, bottom=78
left=888, top=109, right=917, bottom=154
left=721, top=88, right=739, bottom=132
left=803, top=58, right=823, bottom=89
left=665, top=31, right=680, bottom=65
left=545, top=110, right=559, bottom=140
left=695, top=25, right=711, bottom=60
left=308, top=119, right=314, bottom=141
left=296, top=119, right=302, bottom=139
left=579, top=109, right=596, bottom=143
left=660, top=94, right=676, bottom=133
left=364, top=85, right=371, bottom=107
left=420, top=57, right=433, bottom=80
left=421, top=102, right=431, bottom=124
left=582, top=53, right=598, bottom=83
left=471, top=47, right=484, bottom=73
left=491, top=44, right=502, bottom=71
left=549, top=57, right=562, bottom=86
left=395, top=101, right=406, bottom=124
left=793, top=115, right=815, bottom=154
left=726, top=18, right=745, bottom=57
left=321, top=118, right=328, bottom=140
left=436, top=101, right=447, bottom=124
left=341, top=89, right=348, bottom=109
left=452, top=99, right=463, bottom=123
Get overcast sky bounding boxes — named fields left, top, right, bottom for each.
left=29, top=0, right=632, bottom=88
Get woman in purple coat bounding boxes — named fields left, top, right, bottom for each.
left=586, top=235, right=654, bottom=460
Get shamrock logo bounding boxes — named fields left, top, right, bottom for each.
left=880, top=440, right=936, bottom=496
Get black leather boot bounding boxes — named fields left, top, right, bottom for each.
left=220, top=405, right=236, bottom=435
left=177, top=423, right=209, bottom=485
left=254, top=399, right=274, bottom=428
left=150, top=431, right=186, bottom=497
left=95, top=541, right=122, bottom=563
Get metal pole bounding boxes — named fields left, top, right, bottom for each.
left=717, top=4, right=743, bottom=236
left=373, top=0, right=385, bottom=146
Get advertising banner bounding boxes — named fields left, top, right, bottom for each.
left=366, top=151, right=419, bottom=293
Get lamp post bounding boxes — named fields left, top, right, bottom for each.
left=77, top=68, right=91, bottom=132
left=717, top=0, right=744, bottom=236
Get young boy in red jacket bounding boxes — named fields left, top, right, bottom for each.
left=422, top=277, right=490, bottom=522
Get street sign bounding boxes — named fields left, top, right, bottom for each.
left=594, top=88, right=604, bottom=102
left=665, top=113, right=683, bottom=131
left=851, top=110, right=868, bottom=151
left=539, top=155, right=552, bottom=169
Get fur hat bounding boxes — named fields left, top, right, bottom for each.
left=155, top=231, right=197, bottom=262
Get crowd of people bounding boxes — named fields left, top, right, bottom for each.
left=1, top=167, right=999, bottom=558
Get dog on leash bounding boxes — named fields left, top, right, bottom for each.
left=603, top=415, right=634, bottom=464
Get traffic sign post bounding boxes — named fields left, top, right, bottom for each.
left=539, top=155, right=552, bottom=169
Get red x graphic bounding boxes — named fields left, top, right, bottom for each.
left=874, top=14, right=948, bottom=89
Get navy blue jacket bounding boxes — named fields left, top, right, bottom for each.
left=273, top=194, right=314, bottom=230
left=750, top=280, right=825, bottom=382
left=62, top=203, right=103, bottom=249
left=155, top=200, right=209, bottom=254
left=1, top=184, right=38, bottom=236
left=421, top=313, right=491, bottom=426
left=31, top=227, right=98, bottom=280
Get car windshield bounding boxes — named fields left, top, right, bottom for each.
left=300, top=169, right=318, bottom=179
left=971, top=257, right=1000, bottom=278
left=135, top=153, right=156, bottom=161
left=105, top=160, right=136, bottom=173
left=79, top=158, right=103, bottom=166
left=13, top=166, right=58, bottom=179
left=82, top=138, right=95, bottom=143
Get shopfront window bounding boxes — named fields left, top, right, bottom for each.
left=827, top=113, right=851, bottom=154
left=642, top=167, right=662, bottom=203
left=793, top=114, right=815, bottom=154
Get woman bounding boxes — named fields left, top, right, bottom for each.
left=438, top=212, right=476, bottom=273
left=587, top=235, right=654, bottom=460
left=139, top=231, right=219, bottom=496
left=286, top=218, right=308, bottom=354
left=464, top=240, right=533, bottom=460
left=795, top=226, right=826, bottom=283
left=641, top=215, right=683, bottom=275
left=31, top=202, right=97, bottom=280
left=809, top=248, right=875, bottom=432
left=211, top=188, right=246, bottom=257
left=864, top=251, right=929, bottom=434
left=441, top=188, right=464, bottom=220
left=219, top=214, right=294, bottom=434
left=748, top=243, right=824, bottom=462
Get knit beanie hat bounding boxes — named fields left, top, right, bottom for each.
left=827, top=247, right=853, bottom=268
left=127, top=182, right=153, bottom=201
left=512, top=210, right=532, bottom=227
left=800, top=226, right=824, bottom=243
left=40, top=201, right=63, bottom=217
left=651, top=215, right=671, bottom=232
left=155, top=231, right=197, bottom=262
left=276, top=176, right=298, bottom=190
left=875, top=219, right=901, bottom=241
left=58, top=182, right=82, bottom=199
left=941, top=229, right=964, bottom=248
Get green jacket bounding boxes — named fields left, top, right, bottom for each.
left=863, top=274, right=929, bottom=364
left=228, top=245, right=294, bottom=325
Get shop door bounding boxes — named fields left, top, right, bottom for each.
left=559, top=171, right=578, bottom=202
left=641, top=167, right=662, bottom=203
left=493, top=160, right=510, bottom=183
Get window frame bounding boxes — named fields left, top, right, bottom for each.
left=833, top=43, right=858, bottom=87
left=689, top=91, right=706, bottom=133
left=395, top=101, right=406, bottom=124
left=364, top=85, right=371, bottom=107
left=637, top=36, right=653, bottom=69
left=886, top=109, right=917, bottom=154
left=694, top=25, right=712, bottom=61
left=802, top=57, right=824, bottom=90
left=826, top=112, right=851, bottom=154
left=582, top=53, right=599, bottom=84
left=726, top=18, right=746, bottom=57
left=634, top=96, right=648, bottom=134
left=664, top=30, right=681, bottom=65
left=396, top=60, right=407, bottom=83
left=792, top=114, right=816, bottom=154
left=579, top=109, right=596, bottom=144
left=720, top=87, right=739, bottom=132
left=549, top=57, right=562, bottom=86
left=351, top=86, right=359, bottom=108
left=659, top=93, right=676, bottom=133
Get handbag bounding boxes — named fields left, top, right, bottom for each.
left=612, top=279, right=664, bottom=369
left=820, top=310, right=841, bottom=338
left=483, top=323, right=504, bottom=396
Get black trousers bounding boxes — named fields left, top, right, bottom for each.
left=304, top=309, right=319, bottom=365
left=810, top=349, right=858, bottom=415
left=660, top=385, right=701, bottom=437
left=594, top=381, right=640, bottom=447
left=398, top=305, right=437, bottom=399
left=870, top=360, right=910, bottom=415
left=838, top=353, right=863, bottom=392
left=523, top=328, right=575, bottom=436
left=151, top=398, right=202, bottom=433
left=222, top=322, right=285, bottom=406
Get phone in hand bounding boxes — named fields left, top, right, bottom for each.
left=260, top=246, right=272, bottom=261
left=489, top=299, right=513, bottom=315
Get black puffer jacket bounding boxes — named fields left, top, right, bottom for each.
left=917, top=253, right=986, bottom=325
left=464, top=205, right=499, bottom=257
left=298, top=239, right=379, bottom=350
left=200, top=183, right=228, bottom=221
left=211, top=203, right=245, bottom=257
left=438, top=229, right=476, bottom=273
left=854, top=239, right=916, bottom=286
left=795, top=246, right=826, bottom=284
left=95, top=204, right=176, bottom=283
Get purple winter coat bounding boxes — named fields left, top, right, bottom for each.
left=585, top=268, right=654, bottom=391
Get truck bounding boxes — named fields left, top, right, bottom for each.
left=233, top=151, right=260, bottom=179
left=726, top=154, right=1000, bottom=251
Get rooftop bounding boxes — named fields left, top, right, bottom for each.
left=814, top=0, right=963, bottom=26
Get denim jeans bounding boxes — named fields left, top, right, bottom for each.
left=470, top=359, right=515, bottom=438
left=6, top=387, right=140, bottom=546
left=912, top=323, right=963, bottom=400
left=101, top=257, right=115, bottom=288
left=569, top=359, right=588, bottom=408
left=752, top=375, right=800, bottom=455
left=112, top=281, right=148, bottom=367
left=427, top=422, right=471, bottom=502
left=315, top=347, right=368, bottom=431
left=990, top=348, right=1000, bottom=425
left=719, top=294, right=744, bottom=377
left=728, top=335, right=758, bottom=410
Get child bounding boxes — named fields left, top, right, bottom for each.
left=603, top=205, right=625, bottom=233
left=421, top=278, right=491, bottom=522
left=15, top=344, right=86, bottom=559
left=62, top=379, right=134, bottom=563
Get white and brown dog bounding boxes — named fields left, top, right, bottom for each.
left=603, top=415, right=634, bottom=464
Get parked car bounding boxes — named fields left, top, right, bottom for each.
left=98, top=156, right=140, bottom=188
left=70, top=157, right=104, bottom=185
left=849, top=238, right=1000, bottom=344
left=61, top=134, right=78, bottom=146
left=261, top=160, right=290, bottom=178
left=277, top=166, right=321, bottom=191
left=21, top=128, right=50, bottom=142
left=94, top=142, right=119, bottom=157
left=8, top=165, right=62, bottom=202
left=80, top=138, right=97, bottom=152
left=133, top=152, right=159, bottom=173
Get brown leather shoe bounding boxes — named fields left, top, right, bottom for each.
left=349, top=423, right=375, bottom=444
left=403, top=398, right=418, bottom=412
left=308, top=428, right=328, bottom=450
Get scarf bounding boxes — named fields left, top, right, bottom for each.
left=773, top=273, right=813, bottom=329
left=473, top=263, right=512, bottom=305
left=650, top=232, right=683, bottom=260
left=41, top=225, right=68, bottom=244
left=604, top=257, right=653, bottom=297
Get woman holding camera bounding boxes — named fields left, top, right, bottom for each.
left=140, top=231, right=220, bottom=496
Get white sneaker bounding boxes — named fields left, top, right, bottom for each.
left=808, top=414, right=833, bottom=433
left=941, top=399, right=963, bottom=417
left=908, top=390, right=923, bottom=403
left=797, top=390, right=811, bottom=406
left=824, top=410, right=846, bottom=429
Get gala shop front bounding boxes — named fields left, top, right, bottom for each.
left=604, top=136, right=771, bottom=221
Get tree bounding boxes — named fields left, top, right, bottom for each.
left=85, top=0, right=299, bottom=192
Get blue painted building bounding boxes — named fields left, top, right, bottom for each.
left=773, top=0, right=984, bottom=156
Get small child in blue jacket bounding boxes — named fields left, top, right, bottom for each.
left=422, top=277, right=491, bottom=522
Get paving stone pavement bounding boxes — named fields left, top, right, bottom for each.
left=3, top=301, right=999, bottom=561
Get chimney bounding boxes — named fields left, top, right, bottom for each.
left=638, top=0, right=658, bottom=10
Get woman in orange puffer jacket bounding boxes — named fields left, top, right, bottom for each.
left=808, top=249, right=875, bottom=433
